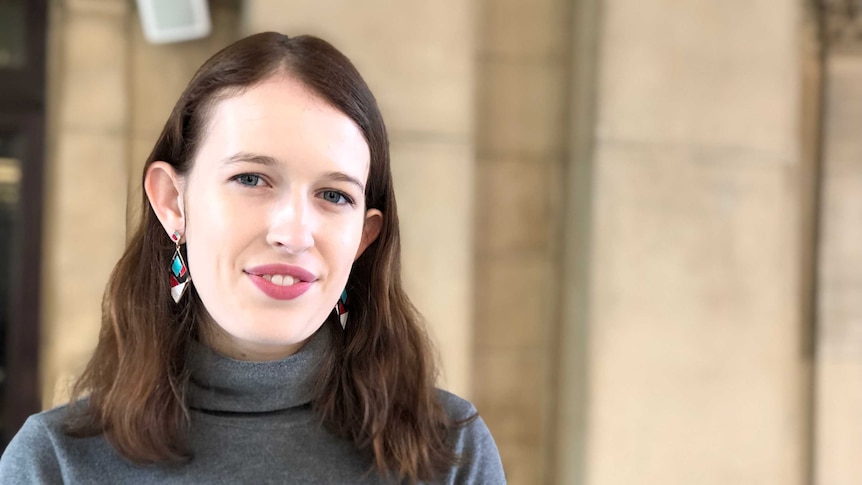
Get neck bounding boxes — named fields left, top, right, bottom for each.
left=187, top=326, right=329, bottom=412
left=198, top=317, right=309, bottom=361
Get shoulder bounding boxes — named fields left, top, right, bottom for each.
left=435, top=390, right=507, bottom=484
left=0, top=405, right=70, bottom=483
left=435, top=389, right=478, bottom=421
left=4, top=404, right=71, bottom=449
left=1, top=403, right=121, bottom=483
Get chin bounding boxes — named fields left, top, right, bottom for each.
left=239, top=319, right=320, bottom=345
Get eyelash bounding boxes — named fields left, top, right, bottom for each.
left=230, top=173, right=266, bottom=187
left=319, top=190, right=354, bottom=206
left=229, top=173, right=354, bottom=206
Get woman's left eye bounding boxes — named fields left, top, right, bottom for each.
left=232, top=174, right=263, bottom=186
left=320, top=190, right=352, bottom=205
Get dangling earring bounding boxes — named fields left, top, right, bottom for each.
left=335, top=289, right=348, bottom=329
left=169, top=230, right=190, bottom=303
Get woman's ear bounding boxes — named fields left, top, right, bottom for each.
left=144, top=162, right=186, bottom=236
left=355, top=209, right=382, bottom=260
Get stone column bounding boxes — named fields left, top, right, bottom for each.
left=241, top=0, right=476, bottom=397
left=815, top=4, right=862, bottom=482
left=473, top=0, right=571, bottom=482
left=556, top=0, right=600, bottom=482
left=560, top=1, right=809, bottom=484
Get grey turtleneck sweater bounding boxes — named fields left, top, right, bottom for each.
left=0, top=330, right=506, bottom=484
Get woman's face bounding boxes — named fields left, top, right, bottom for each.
left=180, top=75, right=380, bottom=360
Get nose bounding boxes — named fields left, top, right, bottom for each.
left=266, top=192, right=314, bottom=254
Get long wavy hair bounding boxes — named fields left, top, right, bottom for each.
left=64, top=32, right=459, bottom=483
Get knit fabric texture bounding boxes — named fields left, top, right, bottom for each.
left=0, top=329, right=506, bottom=484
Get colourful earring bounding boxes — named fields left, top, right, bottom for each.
left=169, top=230, right=190, bottom=303
left=335, top=289, right=348, bottom=329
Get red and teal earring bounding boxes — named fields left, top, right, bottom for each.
left=169, top=230, right=190, bottom=303
left=335, top=289, right=348, bottom=328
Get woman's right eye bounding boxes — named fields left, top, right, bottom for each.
left=232, top=174, right=263, bottom=186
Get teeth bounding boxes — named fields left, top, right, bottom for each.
left=261, top=274, right=297, bottom=286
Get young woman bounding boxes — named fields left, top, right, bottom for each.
left=0, top=32, right=505, bottom=484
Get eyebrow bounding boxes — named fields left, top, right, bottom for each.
left=219, top=152, right=279, bottom=167
left=220, top=152, right=366, bottom=192
left=325, top=171, right=366, bottom=192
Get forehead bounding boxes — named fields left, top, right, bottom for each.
left=195, top=75, right=370, bottom=177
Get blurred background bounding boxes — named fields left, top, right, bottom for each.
left=1, top=0, right=861, bottom=483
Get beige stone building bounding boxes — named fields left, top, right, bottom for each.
left=2, top=0, right=862, bottom=483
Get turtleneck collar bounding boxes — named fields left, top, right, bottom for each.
left=186, top=327, right=329, bottom=413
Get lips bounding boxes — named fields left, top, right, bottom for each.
left=244, top=264, right=317, bottom=300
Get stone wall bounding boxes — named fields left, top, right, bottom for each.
left=561, top=1, right=809, bottom=484
left=41, top=0, right=132, bottom=406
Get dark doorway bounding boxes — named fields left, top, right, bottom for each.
left=0, top=0, right=48, bottom=448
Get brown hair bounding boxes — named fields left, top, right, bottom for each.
left=65, top=32, right=462, bottom=482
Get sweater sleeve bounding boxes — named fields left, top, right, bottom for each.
left=0, top=415, right=64, bottom=484
left=438, top=391, right=507, bottom=485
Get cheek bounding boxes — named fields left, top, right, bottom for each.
left=319, top=215, right=365, bottom=272
left=198, top=179, right=268, bottom=231
left=191, top=189, right=231, bottom=232
left=185, top=185, right=255, bottom=270
left=337, top=216, right=366, bottom=254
